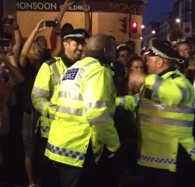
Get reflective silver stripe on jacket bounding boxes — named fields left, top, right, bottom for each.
left=58, top=60, right=98, bottom=100
left=166, top=74, right=190, bottom=105
left=57, top=60, right=98, bottom=113
left=89, top=113, right=111, bottom=126
left=51, top=63, right=60, bottom=84
left=49, top=103, right=56, bottom=108
left=32, top=87, right=50, bottom=98
left=57, top=106, right=84, bottom=116
left=153, top=74, right=189, bottom=105
left=86, top=101, right=111, bottom=110
left=134, top=94, right=139, bottom=105
left=178, top=86, right=188, bottom=104
left=32, top=62, right=61, bottom=115
left=152, top=76, right=163, bottom=92
left=151, top=74, right=190, bottom=105
left=152, top=73, right=180, bottom=92
left=34, top=99, right=55, bottom=119
left=48, top=102, right=56, bottom=119
left=57, top=60, right=114, bottom=126
left=139, top=101, right=194, bottom=114
left=139, top=114, right=193, bottom=127
left=49, top=114, right=55, bottom=120
left=58, top=91, right=83, bottom=101
left=57, top=100, right=112, bottom=118
left=140, top=154, right=176, bottom=164
left=47, top=143, right=101, bottom=160
left=35, top=100, right=46, bottom=113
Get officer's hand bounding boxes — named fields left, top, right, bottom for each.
left=108, top=152, right=118, bottom=158
left=128, top=71, right=145, bottom=89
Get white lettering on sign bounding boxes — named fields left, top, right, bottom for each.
left=16, top=2, right=90, bottom=11
left=16, top=2, right=57, bottom=10
left=110, top=3, right=139, bottom=14
left=67, top=5, right=90, bottom=11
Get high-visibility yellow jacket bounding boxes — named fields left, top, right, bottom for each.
left=45, top=57, right=120, bottom=167
left=193, top=80, right=195, bottom=108
left=31, top=57, right=68, bottom=138
left=117, top=69, right=195, bottom=172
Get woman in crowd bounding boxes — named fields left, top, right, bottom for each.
left=35, top=36, right=51, bottom=61
left=0, top=45, right=24, bottom=187
left=176, top=41, right=195, bottom=83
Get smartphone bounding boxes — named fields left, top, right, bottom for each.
left=2, top=17, right=14, bottom=25
left=0, top=68, right=9, bottom=82
left=45, top=20, right=58, bottom=27
left=2, top=72, right=9, bottom=82
left=0, top=39, right=9, bottom=47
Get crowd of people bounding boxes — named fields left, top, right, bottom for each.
left=0, top=0, right=195, bottom=187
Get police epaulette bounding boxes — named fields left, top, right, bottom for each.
left=45, top=57, right=57, bottom=65
left=169, top=73, right=180, bottom=79
left=99, top=61, right=109, bottom=68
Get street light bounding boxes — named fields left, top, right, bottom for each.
left=140, top=37, right=143, bottom=40
left=176, top=18, right=181, bottom=23
left=141, top=25, right=145, bottom=29
left=152, top=30, right=156, bottom=34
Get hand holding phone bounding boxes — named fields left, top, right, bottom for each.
left=0, top=66, right=10, bottom=83
left=2, top=17, right=14, bottom=25
left=45, top=20, right=59, bottom=27
left=0, top=39, right=9, bottom=48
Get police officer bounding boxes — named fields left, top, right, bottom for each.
left=45, top=34, right=120, bottom=187
left=31, top=29, right=86, bottom=187
left=119, top=39, right=195, bottom=187
left=31, top=29, right=86, bottom=139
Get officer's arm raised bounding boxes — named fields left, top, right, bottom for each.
left=83, top=67, right=120, bottom=153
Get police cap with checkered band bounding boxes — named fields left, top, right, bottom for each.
left=144, top=39, right=185, bottom=65
left=62, top=28, right=86, bottom=43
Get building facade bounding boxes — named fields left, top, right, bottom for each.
left=169, top=0, right=180, bottom=31
left=159, top=13, right=170, bottom=41
left=181, top=0, right=195, bottom=37
left=0, top=0, right=147, bottom=54
left=158, top=0, right=195, bottom=41
left=142, top=21, right=160, bottom=47
left=15, top=0, right=147, bottom=53
left=168, top=0, right=183, bottom=41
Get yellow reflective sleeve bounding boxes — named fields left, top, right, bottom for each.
left=145, top=74, right=185, bottom=106
left=48, top=82, right=60, bottom=118
left=31, top=63, right=53, bottom=116
left=115, top=95, right=138, bottom=111
left=83, top=67, right=120, bottom=152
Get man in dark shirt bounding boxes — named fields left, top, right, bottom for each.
left=20, top=41, right=43, bottom=187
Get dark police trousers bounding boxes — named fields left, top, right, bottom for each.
left=138, top=144, right=195, bottom=187
left=56, top=143, right=97, bottom=187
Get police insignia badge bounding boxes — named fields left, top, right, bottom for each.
left=62, top=68, right=79, bottom=81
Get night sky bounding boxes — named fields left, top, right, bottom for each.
left=143, top=0, right=178, bottom=24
